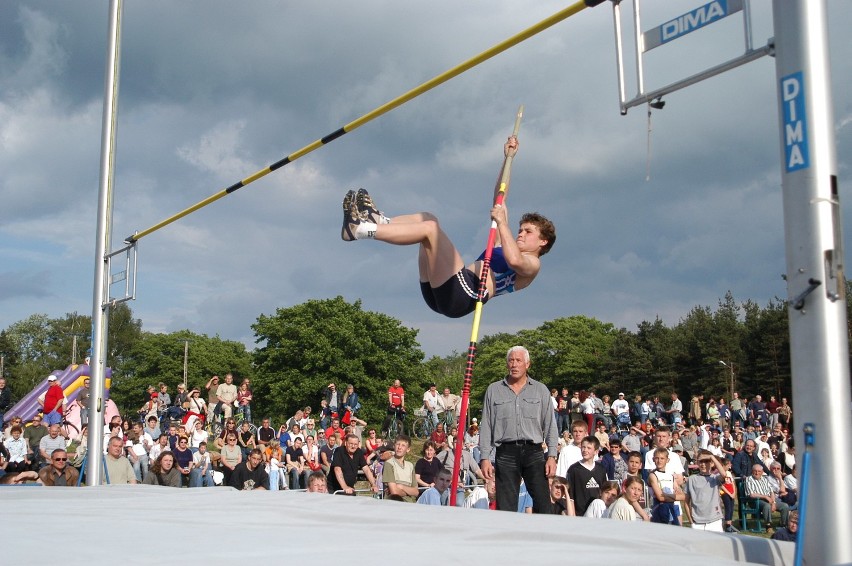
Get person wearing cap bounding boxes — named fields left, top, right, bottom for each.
left=479, top=346, right=557, bottom=513
left=39, top=376, right=67, bottom=426
left=139, top=392, right=159, bottom=423
left=611, top=392, right=630, bottom=419
left=422, top=384, right=440, bottom=428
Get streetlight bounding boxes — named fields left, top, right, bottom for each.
left=719, top=360, right=736, bottom=401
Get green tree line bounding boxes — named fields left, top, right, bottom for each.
left=3, top=287, right=851, bottom=425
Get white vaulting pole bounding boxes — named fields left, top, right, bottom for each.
left=772, top=1, right=852, bottom=563
left=87, top=0, right=124, bottom=486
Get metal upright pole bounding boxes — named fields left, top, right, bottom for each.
left=87, top=0, right=123, bottom=486
left=772, top=1, right=852, bottom=563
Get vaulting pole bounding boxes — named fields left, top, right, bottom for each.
left=126, top=0, right=606, bottom=243
left=449, top=106, right=523, bottom=506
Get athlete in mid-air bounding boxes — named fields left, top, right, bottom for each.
left=341, top=136, right=555, bottom=318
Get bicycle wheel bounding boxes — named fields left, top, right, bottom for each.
left=412, top=417, right=430, bottom=441
left=60, top=421, right=79, bottom=441
left=387, top=417, right=400, bottom=441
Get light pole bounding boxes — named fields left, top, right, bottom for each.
left=719, top=360, right=735, bottom=401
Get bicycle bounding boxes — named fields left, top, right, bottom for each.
left=411, top=410, right=454, bottom=441
left=383, top=406, right=406, bottom=441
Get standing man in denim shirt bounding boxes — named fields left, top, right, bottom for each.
left=479, top=345, right=557, bottom=513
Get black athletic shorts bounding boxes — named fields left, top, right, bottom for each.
left=420, top=268, right=488, bottom=318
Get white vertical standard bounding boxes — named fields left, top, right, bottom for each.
left=773, top=1, right=852, bottom=564
left=87, top=0, right=125, bottom=487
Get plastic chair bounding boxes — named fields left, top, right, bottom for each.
left=736, top=478, right=763, bottom=532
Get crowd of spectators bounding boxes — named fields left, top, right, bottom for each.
left=0, top=371, right=801, bottom=540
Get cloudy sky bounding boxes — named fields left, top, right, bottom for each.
left=1, top=1, right=850, bottom=359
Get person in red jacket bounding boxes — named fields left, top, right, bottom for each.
left=40, top=376, right=66, bottom=426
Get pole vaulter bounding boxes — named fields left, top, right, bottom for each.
left=449, top=107, right=523, bottom=506
left=126, top=0, right=606, bottom=243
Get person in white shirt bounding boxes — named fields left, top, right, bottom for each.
left=556, top=420, right=587, bottom=478
left=611, top=393, right=630, bottom=417
left=422, top=384, right=440, bottom=428
left=190, top=441, right=214, bottom=487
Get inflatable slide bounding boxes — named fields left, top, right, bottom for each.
left=4, top=364, right=115, bottom=428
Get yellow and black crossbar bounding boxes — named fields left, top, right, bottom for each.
left=126, top=0, right=604, bottom=243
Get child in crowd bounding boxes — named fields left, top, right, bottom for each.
left=549, top=476, right=575, bottom=516
left=685, top=449, right=726, bottom=531
left=648, top=447, right=686, bottom=525
left=584, top=480, right=620, bottom=518
left=608, top=476, right=650, bottom=521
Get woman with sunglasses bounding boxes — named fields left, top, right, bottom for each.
left=219, top=433, right=242, bottom=487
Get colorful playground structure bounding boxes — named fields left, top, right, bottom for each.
left=3, top=364, right=119, bottom=431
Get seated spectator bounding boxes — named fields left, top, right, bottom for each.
left=263, top=439, right=286, bottom=490
left=430, top=423, right=448, bottom=450
left=446, top=425, right=459, bottom=452
left=383, top=435, right=420, bottom=499
left=172, top=436, right=194, bottom=485
left=435, top=445, right=483, bottom=486
left=608, top=476, right=650, bottom=521
left=183, top=388, right=207, bottom=428
left=219, top=433, right=243, bottom=487
left=464, top=424, right=481, bottom=462
left=143, top=452, right=181, bottom=487
left=38, top=448, right=79, bottom=486
left=306, top=471, right=328, bottom=493
left=143, top=415, right=161, bottom=441
left=414, top=440, right=444, bottom=489
left=302, top=435, right=321, bottom=472
left=0, top=470, right=42, bottom=485
left=190, top=442, right=215, bottom=487
left=39, top=424, right=68, bottom=467
left=600, top=437, right=628, bottom=484
left=149, top=434, right=170, bottom=466
left=284, top=435, right=311, bottom=489
left=416, top=468, right=462, bottom=506
left=585, top=480, right=619, bottom=518
left=127, top=422, right=153, bottom=482
left=324, top=418, right=345, bottom=442
left=230, top=448, right=269, bottom=490
left=319, top=432, right=338, bottom=475
left=464, top=477, right=495, bottom=510
left=364, top=428, right=382, bottom=464
left=771, top=510, right=799, bottom=542
left=767, top=461, right=796, bottom=506
left=550, top=476, right=576, bottom=516
left=256, top=417, right=276, bottom=450
left=237, top=421, right=256, bottom=459
left=328, top=433, right=378, bottom=496
left=2, top=416, right=24, bottom=441
left=104, top=436, right=137, bottom=484
left=594, top=422, right=610, bottom=452
left=303, top=419, right=320, bottom=441
left=215, top=419, right=239, bottom=450
left=22, top=414, right=47, bottom=467
left=190, top=420, right=209, bottom=453
left=733, top=439, right=766, bottom=479
left=280, top=423, right=304, bottom=449
left=285, top=437, right=310, bottom=489
left=744, top=463, right=790, bottom=533
left=4, top=425, right=32, bottom=473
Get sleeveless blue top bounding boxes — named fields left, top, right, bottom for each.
left=477, top=247, right=516, bottom=297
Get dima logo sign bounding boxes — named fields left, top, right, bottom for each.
left=660, top=0, right=731, bottom=44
